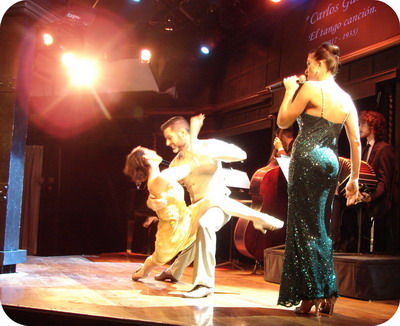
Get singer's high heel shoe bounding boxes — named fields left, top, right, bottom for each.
left=295, top=299, right=323, bottom=316
left=319, top=296, right=337, bottom=315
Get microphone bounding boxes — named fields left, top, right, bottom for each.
left=265, top=75, right=306, bottom=92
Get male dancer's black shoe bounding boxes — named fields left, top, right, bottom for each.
left=154, top=269, right=178, bottom=283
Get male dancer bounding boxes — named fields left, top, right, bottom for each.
left=147, top=115, right=246, bottom=298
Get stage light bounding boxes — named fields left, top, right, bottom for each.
left=200, top=46, right=210, bottom=55
left=61, top=52, right=99, bottom=86
left=140, top=49, right=151, bottom=63
left=271, top=0, right=282, bottom=3
left=164, top=17, right=174, bottom=31
left=68, top=58, right=99, bottom=86
left=199, top=36, right=216, bottom=56
left=42, top=33, right=54, bottom=46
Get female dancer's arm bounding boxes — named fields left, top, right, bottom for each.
left=159, top=165, right=190, bottom=183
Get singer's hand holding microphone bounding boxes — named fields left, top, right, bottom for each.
left=283, top=75, right=306, bottom=92
left=265, top=75, right=306, bottom=92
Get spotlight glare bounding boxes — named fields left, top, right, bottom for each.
left=61, top=52, right=77, bottom=67
left=69, top=58, right=98, bottom=86
left=61, top=52, right=99, bottom=87
left=271, top=0, right=282, bottom=3
left=42, top=33, right=54, bottom=46
left=140, top=49, right=151, bottom=63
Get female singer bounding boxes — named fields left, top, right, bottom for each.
left=276, top=42, right=361, bottom=315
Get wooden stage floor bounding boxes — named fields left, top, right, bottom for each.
left=0, top=252, right=399, bottom=326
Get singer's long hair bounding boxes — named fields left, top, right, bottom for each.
left=311, top=42, right=340, bottom=76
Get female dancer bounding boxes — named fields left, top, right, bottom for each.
left=276, top=43, right=361, bottom=315
left=124, top=114, right=284, bottom=280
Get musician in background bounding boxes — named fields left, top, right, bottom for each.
left=333, top=110, right=395, bottom=253
left=359, top=110, right=394, bottom=252
left=268, top=127, right=295, bottom=166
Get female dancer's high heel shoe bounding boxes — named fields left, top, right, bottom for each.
left=295, top=299, right=323, bottom=316
left=253, top=214, right=284, bottom=234
left=132, top=265, right=145, bottom=281
left=319, top=296, right=337, bottom=315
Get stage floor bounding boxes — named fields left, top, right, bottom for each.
left=0, top=252, right=399, bottom=325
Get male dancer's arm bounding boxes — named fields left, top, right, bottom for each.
left=192, top=139, right=247, bottom=162
left=190, top=114, right=247, bottom=162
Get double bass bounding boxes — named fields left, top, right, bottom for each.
left=234, top=128, right=290, bottom=261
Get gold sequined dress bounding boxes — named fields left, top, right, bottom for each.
left=278, top=113, right=341, bottom=307
left=152, top=181, right=200, bottom=265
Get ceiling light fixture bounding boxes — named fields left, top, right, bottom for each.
left=140, top=49, right=152, bottom=63
left=42, top=33, right=54, bottom=46
left=200, top=46, right=210, bottom=55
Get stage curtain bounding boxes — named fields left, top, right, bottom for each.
left=20, top=145, right=43, bottom=255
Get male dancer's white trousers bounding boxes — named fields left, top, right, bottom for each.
left=168, top=206, right=230, bottom=288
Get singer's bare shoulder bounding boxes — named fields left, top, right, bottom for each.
left=302, top=79, right=352, bottom=102
left=297, top=80, right=320, bottom=97
left=332, top=83, right=354, bottom=106
left=299, top=80, right=319, bottom=90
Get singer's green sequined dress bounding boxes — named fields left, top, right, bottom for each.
left=278, top=112, right=342, bottom=307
